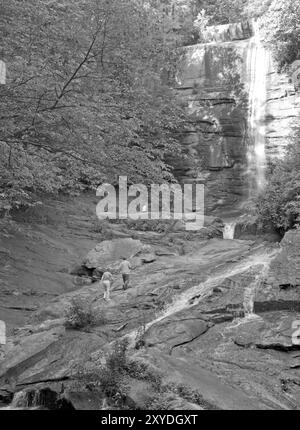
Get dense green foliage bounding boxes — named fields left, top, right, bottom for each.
left=256, top=137, right=300, bottom=234
left=193, top=0, right=247, bottom=25
left=65, top=297, right=103, bottom=329
left=0, top=0, right=191, bottom=213
left=196, top=0, right=300, bottom=71
left=2, top=0, right=300, bottom=228
left=260, top=0, right=300, bottom=70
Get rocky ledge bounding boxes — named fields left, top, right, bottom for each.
left=0, top=222, right=299, bottom=410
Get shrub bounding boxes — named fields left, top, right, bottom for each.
left=256, top=139, right=300, bottom=234
left=98, top=340, right=130, bottom=403
left=125, top=360, right=163, bottom=391
left=64, top=298, right=97, bottom=330
left=134, top=312, right=147, bottom=350
left=260, top=0, right=300, bottom=70
left=70, top=340, right=164, bottom=408
left=166, top=383, right=220, bottom=410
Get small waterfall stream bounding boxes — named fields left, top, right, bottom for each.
left=127, top=249, right=278, bottom=345
left=246, top=21, right=270, bottom=194
left=223, top=222, right=236, bottom=240
left=243, top=265, right=269, bottom=317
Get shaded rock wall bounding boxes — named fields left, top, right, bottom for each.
left=174, top=39, right=250, bottom=214
left=267, top=229, right=300, bottom=289
left=203, top=21, right=253, bottom=43
left=265, top=63, right=300, bottom=159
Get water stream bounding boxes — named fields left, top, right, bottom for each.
left=223, top=222, right=236, bottom=240
left=243, top=264, right=269, bottom=317
left=127, top=248, right=278, bottom=345
left=246, top=21, right=270, bottom=194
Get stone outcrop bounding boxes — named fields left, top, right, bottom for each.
left=265, top=62, right=300, bottom=159
left=267, top=229, right=300, bottom=289
left=203, top=21, right=254, bottom=43
left=83, top=238, right=145, bottom=270
left=1, top=182, right=300, bottom=409
left=1, top=230, right=300, bottom=410
left=234, top=216, right=281, bottom=242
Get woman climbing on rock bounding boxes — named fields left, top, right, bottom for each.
left=100, top=270, right=114, bottom=301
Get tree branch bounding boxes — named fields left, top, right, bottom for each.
left=50, top=26, right=103, bottom=110
left=7, top=138, right=104, bottom=168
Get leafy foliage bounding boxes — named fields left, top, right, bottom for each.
left=259, top=0, right=300, bottom=70
left=191, top=0, right=247, bottom=25
left=98, top=339, right=130, bottom=402
left=0, top=0, right=190, bottom=213
left=256, top=135, right=300, bottom=234
left=243, top=0, right=272, bottom=20
left=193, top=9, right=210, bottom=42
left=65, top=297, right=98, bottom=329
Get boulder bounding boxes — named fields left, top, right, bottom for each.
left=83, top=238, right=144, bottom=269
left=144, top=316, right=211, bottom=351
left=0, top=389, right=13, bottom=405
left=267, top=229, right=300, bottom=289
left=255, top=312, right=299, bottom=351
left=0, top=327, right=65, bottom=389
left=234, top=218, right=281, bottom=242
left=9, top=387, right=74, bottom=410
left=203, top=21, right=253, bottom=43
left=232, top=313, right=299, bottom=351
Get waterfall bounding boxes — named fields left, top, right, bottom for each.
left=246, top=22, right=270, bottom=194
left=223, top=222, right=236, bottom=240
left=0, top=391, right=32, bottom=410
left=1, top=387, right=67, bottom=410
left=152, top=251, right=276, bottom=322
left=243, top=265, right=269, bottom=317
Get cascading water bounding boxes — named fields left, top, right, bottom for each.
left=243, top=265, right=269, bottom=317
left=126, top=248, right=278, bottom=346
left=246, top=22, right=270, bottom=194
left=223, top=222, right=236, bottom=240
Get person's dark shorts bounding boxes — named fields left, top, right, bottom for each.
left=122, top=273, right=129, bottom=290
left=122, top=273, right=129, bottom=284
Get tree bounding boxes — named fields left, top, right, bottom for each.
left=256, top=133, right=300, bottom=234
left=0, top=0, right=188, bottom=213
left=193, top=9, right=210, bottom=42
left=259, top=0, right=300, bottom=70
left=191, top=0, right=247, bottom=25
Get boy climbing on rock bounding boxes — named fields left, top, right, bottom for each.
left=120, top=257, right=131, bottom=290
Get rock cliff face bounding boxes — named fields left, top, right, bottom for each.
left=267, top=229, right=300, bottom=289
left=174, top=38, right=250, bottom=214
left=1, top=228, right=300, bottom=410
left=0, top=191, right=299, bottom=410
left=173, top=22, right=300, bottom=215
left=203, top=21, right=254, bottom=43
left=265, top=63, right=300, bottom=159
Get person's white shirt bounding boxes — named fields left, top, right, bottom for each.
left=120, top=260, right=131, bottom=275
